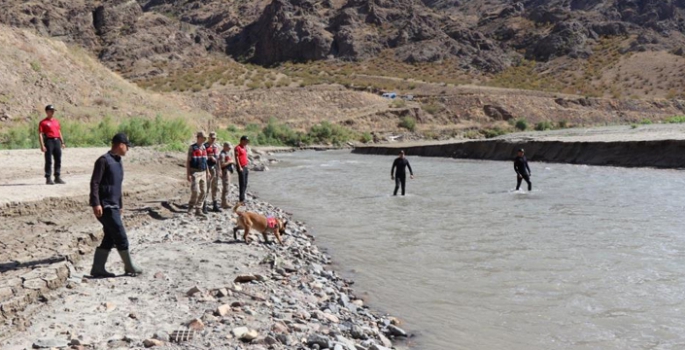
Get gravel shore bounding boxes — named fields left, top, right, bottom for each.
left=1, top=188, right=410, bottom=350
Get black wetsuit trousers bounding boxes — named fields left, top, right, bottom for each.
left=97, top=208, right=129, bottom=251
left=516, top=174, right=532, bottom=191
left=394, top=174, right=407, bottom=196
left=238, top=168, right=249, bottom=202
left=44, top=138, right=62, bottom=178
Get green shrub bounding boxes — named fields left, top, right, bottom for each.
left=666, top=116, right=685, bottom=123
left=515, top=119, right=528, bottom=131
left=639, top=118, right=652, bottom=125
left=360, top=132, right=372, bottom=143
left=535, top=121, right=553, bottom=131
left=398, top=116, right=417, bottom=132
left=558, top=120, right=568, bottom=128
left=630, top=124, right=638, bottom=129
left=483, top=127, right=508, bottom=139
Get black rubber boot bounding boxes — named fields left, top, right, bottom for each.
left=202, top=201, right=209, bottom=215
left=90, top=248, right=116, bottom=278
left=54, top=176, right=66, bottom=185
left=46, top=178, right=55, bottom=185
left=212, top=201, right=222, bottom=213
left=117, top=250, right=143, bottom=276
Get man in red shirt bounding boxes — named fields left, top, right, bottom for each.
left=234, top=135, right=250, bottom=203
left=38, top=105, right=66, bottom=185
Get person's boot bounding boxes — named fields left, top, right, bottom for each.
left=117, top=249, right=143, bottom=276
left=195, top=208, right=207, bottom=218
left=221, top=198, right=229, bottom=209
left=54, top=176, right=66, bottom=185
left=212, top=201, right=222, bottom=213
left=90, top=248, right=116, bottom=278
left=46, top=177, right=55, bottom=185
left=202, top=201, right=209, bottom=215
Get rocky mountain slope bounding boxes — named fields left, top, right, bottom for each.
left=2, top=0, right=684, bottom=79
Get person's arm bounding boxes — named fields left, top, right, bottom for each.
left=38, top=123, right=46, bottom=153
left=90, top=157, right=106, bottom=217
left=514, top=160, right=521, bottom=176
left=235, top=147, right=242, bottom=172
left=186, top=147, right=193, bottom=182
left=407, top=160, right=414, bottom=177
left=525, top=159, right=531, bottom=175
left=391, top=159, right=396, bottom=179
left=59, top=128, right=65, bottom=149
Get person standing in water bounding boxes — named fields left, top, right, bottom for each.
left=391, top=150, right=414, bottom=196
left=514, top=148, right=532, bottom=191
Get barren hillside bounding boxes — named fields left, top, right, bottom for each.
left=0, top=24, right=211, bottom=129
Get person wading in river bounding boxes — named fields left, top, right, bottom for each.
left=514, top=148, right=532, bottom=191
left=391, top=150, right=414, bottom=196
left=89, top=133, right=142, bottom=277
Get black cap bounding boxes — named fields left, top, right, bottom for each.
left=240, top=135, right=250, bottom=141
left=112, top=133, right=131, bottom=146
left=518, top=148, right=525, bottom=152
left=45, top=105, right=56, bottom=111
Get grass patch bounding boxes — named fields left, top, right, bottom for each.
left=666, top=116, right=685, bottom=123
left=639, top=118, right=652, bottom=125
left=0, top=115, right=192, bottom=149
left=514, top=119, right=528, bottom=131
left=398, top=116, right=417, bottom=132
left=535, top=121, right=553, bottom=131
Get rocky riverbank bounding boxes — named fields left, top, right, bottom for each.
left=1, top=190, right=410, bottom=350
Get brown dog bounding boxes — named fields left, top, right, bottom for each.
left=232, top=202, right=287, bottom=244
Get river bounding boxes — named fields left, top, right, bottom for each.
left=251, top=150, right=685, bottom=350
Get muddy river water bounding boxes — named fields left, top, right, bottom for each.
left=252, top=150, right=685, bottom=350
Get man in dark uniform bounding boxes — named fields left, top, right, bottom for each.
left=514, top=148, right=532, bottom=191
left=38, top=105, right=66, bottom=185
left=89, top=133, right=142, bottom=277
left=391, top=150, right=414, bottom=196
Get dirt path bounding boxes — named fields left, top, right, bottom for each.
left=0, top=148, right=189, bottom=337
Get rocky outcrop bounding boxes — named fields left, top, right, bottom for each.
left=229, top=0, right=333, bottom=65
left=3, top=0, right=685, bottom=75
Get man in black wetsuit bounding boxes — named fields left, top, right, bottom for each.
left=391, top=150, right=414, bottom=196
left=514, top=148, right=532, bottom=191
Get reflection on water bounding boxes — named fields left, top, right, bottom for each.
left=252, top=150, right=685, bottom=350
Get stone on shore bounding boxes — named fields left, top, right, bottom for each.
left=385, top=324, right=407, bottom=337
left=187, top=318, right=205, bottom=331
left=216, top=304, right=231, bottom=316
left=240, top=329, right=259, bottom=342
left=232, top=326, right=249, bottom=338
left=143, top=339, right=164, bottom=348
left=307, top=334, right=331, bottom=349
left=32, top=338, right=68, bottom=348
left=186, top=286, right=203, bottom=297
left=234, top=274, right=258, bottom=283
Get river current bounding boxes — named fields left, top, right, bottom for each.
left=252, top=150, right=685, bottom=350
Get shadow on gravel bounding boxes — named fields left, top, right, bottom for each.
left=161, top=201, right=187, bottom=213
left=0, top=256, right=66, bottom=273
left=212, top=239, right=244, bottom=245
left=0, top=183, right=34, bottom=187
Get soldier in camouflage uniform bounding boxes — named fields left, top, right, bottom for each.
left=186, top=131, right=211, bottom=217
left=205, top=132, right=222, bottom=213
left=218, top=142, right=234, bottom=209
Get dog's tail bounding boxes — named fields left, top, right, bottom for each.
left=232, top=202, right=245, bottom=215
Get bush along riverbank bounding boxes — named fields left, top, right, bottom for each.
left=1, top=190, right=410, bottom=350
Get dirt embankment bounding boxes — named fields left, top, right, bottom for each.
left=353, top=125, right=685, bottom=168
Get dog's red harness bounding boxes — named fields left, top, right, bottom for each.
left=267, top=217, right=277, bottom=229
